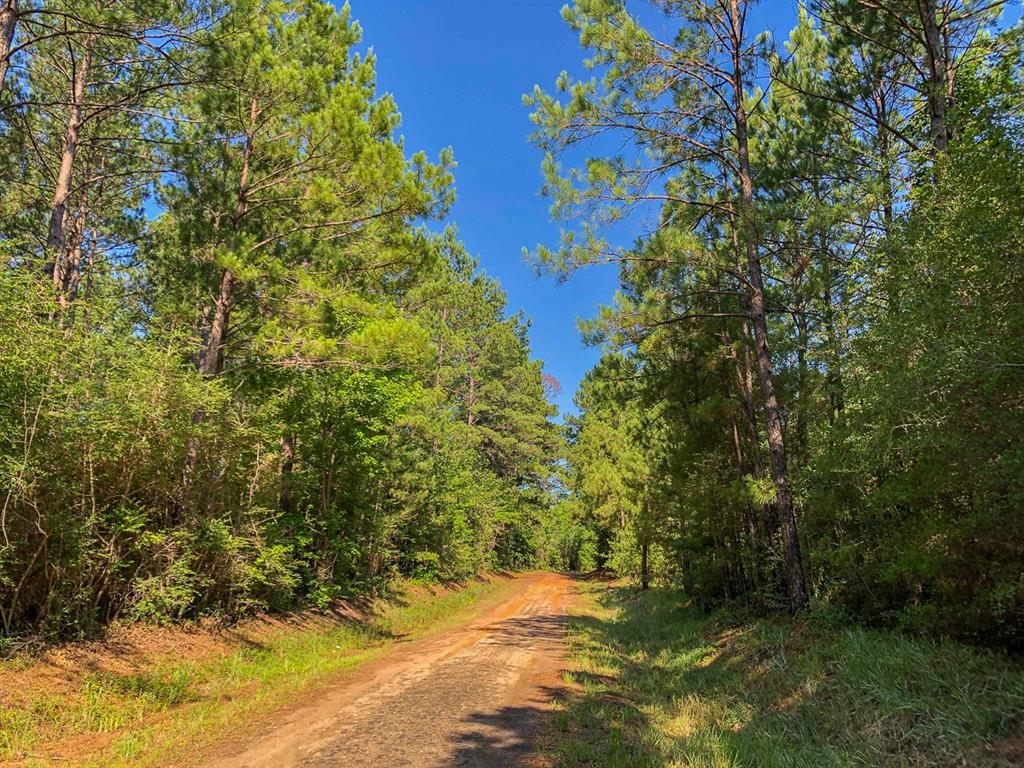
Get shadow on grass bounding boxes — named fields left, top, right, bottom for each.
left=539, top=584, right=1024, bottom=768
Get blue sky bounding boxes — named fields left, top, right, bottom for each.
left=343, top=0, right=1018, bottom=418
left=347, top=0, right=632, bottom=418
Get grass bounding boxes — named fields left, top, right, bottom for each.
left=546, top=582, right=1024, bottom=767
left=0, top=574, right=516, bottom=767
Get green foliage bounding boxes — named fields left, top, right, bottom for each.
left=535, top=501, right=599, bottom=572
left=536, top=2, right=1024, bottom=646
left=0, top=2, right=559, bottom=638
left=804, top=74, right=1024, bottom=645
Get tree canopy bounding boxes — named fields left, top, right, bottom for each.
left=1, top=0, right=1022, bottom=654
left=533, top=0, right=1024, bottom=649
left=0, top=0, right=559, bottom=636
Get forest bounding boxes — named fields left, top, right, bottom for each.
left=534, top=0, right=1024, bottom=650
left=0, top=0, right=1022, bottom=662
left=0, top=0, right=559, bottom=639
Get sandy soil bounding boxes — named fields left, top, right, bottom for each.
left=203, top=571, right=575, bottom=768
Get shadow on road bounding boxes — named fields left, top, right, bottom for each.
left=445, top=698, right=558, bottom=767
left=442, top=606, right=570, bottom=767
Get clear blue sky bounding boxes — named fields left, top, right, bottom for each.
left=347, top=0, right=640, bottom=418
left=344, top=1, right=1024, bottom=417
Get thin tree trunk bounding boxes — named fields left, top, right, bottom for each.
left=795, top=307, right=809, bottom=459
left=871, top=78, right=895, bottom=229
left=811, top=172, right=845, bottom=423
left=47, top=37, right=91, bottom=290
left=0, top=0, right=15, bottom=96
left=729, top=0, right=809, bottom=613
left=822, top=263, right=845, bottom=424
left=640, top=536, right=649, bottom=591
left=738, top=320, right=763, bottom=477
left=466, top=373, right=477, bottom=426
left=720, top=313, right=766, bottom=582
left=197, top=95, right=257, bottom=376
left=435, top=307, right=448, bottom=388
left=278, top=433, right=295, bottom=515
left=940, top=16, right=956, bottom=143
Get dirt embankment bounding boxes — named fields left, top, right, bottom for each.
left=2, top=573, right=553, bottom=766
left=0, top=577, right=577, bottom=768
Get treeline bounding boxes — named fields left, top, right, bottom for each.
left=0, top=0, right=558, bottom=638
left=533, top=0, right=1024, bottom=648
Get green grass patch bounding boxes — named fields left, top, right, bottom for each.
left=0, top=575, right=515, bottom=767
left=549, top=583, right=1024, bottom=767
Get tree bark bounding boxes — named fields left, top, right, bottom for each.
left=0, top=0, right=15, bottom=96
left=917, top=0, right=950, bottom=153
left=197, top=96, right=257, bottom=376
left=47, top=37, right=91, bottom=290
left=198, top=268, right=235, bottom=376
left=729, top=0, right=810, bottom=613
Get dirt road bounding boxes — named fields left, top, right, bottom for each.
left=205, top=572, right=575, bottom=768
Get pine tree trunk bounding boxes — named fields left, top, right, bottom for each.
left=197, top=96, right=257, bottom=376
left=729, top=0, right=809, bottom=613
left=0, top=0, right=15, bottom=96
left=47, top=39, right=91, bottom=290
left=198, top=268, right=234, bottom=376
left=871, top=79, right=895, bottom=230
left=917, top=0, right=950, bottom=153
left=56, top=180, right=92, bottom=318
left=738, top=320, right=763, bottom=476
left=182, top=97, right=258, bottom=511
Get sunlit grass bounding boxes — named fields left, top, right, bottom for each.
left=550, top=583, right=1024, bottom=768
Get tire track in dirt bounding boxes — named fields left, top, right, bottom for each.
left=204, top=572, right=575, bottom=768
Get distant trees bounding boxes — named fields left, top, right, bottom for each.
left=533, top=0, right=1024, bottom=647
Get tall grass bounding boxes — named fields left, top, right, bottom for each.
left=548, top=584, right=1024, bottom=767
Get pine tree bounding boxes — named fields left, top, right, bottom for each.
left=528, top=0, right=811, bottom=611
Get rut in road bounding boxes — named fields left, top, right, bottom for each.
left=206, top=572, right=575, bottom=768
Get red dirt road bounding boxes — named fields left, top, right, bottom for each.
left=205, top=572, right=575, bottom=768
